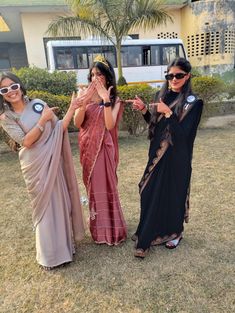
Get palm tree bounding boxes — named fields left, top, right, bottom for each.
left=47, top=0, right=171, bottom=83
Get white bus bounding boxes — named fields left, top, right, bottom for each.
left=46, top=38, right=186, bottom=86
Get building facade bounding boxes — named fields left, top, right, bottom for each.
left=0, top=0, right=234, bottom=75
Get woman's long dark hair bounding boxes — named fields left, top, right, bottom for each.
left=88, top=59, right=117, bottom=108
left=0, top=72, right=27, bottom=114
left=148, top=57, right=192, bottom=139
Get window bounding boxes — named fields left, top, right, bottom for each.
left=150, top=46, right=161, bottom=65
left=162, top=46, right=178, bottom=65
left=0, top=46, right=10, bottom=69
left=101, top=46, right=116, bottom=67
left=142, top=46, right=151, bottom=65
left=178, top=45, right=185, bottom=58
left=129, top=34, right=139, bottom=39
left=54, top=48, right=74, bottom=69
left=0, top=58, right=10, bottom=69
left=74, top=47, right=88, bottom=69
left=87, top=47, right=103, bottom=66
left=121, top=46, right=142, bottom=66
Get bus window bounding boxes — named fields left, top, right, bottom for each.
left=150, top=46, right=161, bottom=65
left=178, top=45, right=185, bottom=58
left=54, top=48, right=75, bottom=69
left=75, top=47, right=88, bottom=69
left=88, top=47, right=103, bottom=66
left=162, top=46, right=178, bottom=65
left=143, top=46, right=151, bottom=65
left=121, top=46, right=142, bottom=66
left=101, top=46, right=116, bottom=67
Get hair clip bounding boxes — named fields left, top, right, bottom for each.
left=93, top=55, right=109, bottom=68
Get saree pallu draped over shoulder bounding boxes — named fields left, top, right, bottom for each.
left=15, top=100, right=85, bottom=267
left=135, top=91, right=203, bottom=251
left=79, top=101, right=127, bottom=245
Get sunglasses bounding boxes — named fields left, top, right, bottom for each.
left=0, top=83, right=20, bottom=95
left=165, top=73, right=187, bottom=80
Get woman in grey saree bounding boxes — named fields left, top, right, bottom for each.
left=0, top=72, right=85, bottom=269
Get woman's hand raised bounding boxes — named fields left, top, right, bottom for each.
left=151, top=98, right=172, bottom=115
left=78, top=82, right=96, bottom=104
left=41, top=106, right=59, bottom=122
left=93, top=77, right=113, bottom=103
left=125, top=96, right=147, bottom=113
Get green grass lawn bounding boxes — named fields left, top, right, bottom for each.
left=0, top=126, right=234, bottom=313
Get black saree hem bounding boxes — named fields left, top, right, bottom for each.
left=134, top=231, right=183, bottom=248
left=150, top=232, right=182, bottom=246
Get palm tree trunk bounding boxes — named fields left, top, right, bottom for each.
left=115, top=41, right=123, bottom=79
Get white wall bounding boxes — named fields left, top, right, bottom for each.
left=21, top=12, right=64, bottom=68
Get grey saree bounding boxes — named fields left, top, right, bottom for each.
left=1, top=99, right=85, bottom=267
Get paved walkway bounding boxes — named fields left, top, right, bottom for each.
left=203, top=114, right=235, bottom=128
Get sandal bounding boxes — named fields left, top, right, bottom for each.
left=134, top=248, right=149, bottom=258
left=40, top=265, right=54, bottom=271
left=165, top=236, right=183, bottom=249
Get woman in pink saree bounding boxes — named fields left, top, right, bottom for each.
left=0, top=72, right=85, bottom=270
left=74, top=56, right=127, bottom=245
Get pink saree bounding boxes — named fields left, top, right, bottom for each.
left=78, top=100, right=127, bottom=245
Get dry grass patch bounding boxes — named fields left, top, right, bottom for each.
left=0, top=127, right=234, bottom=313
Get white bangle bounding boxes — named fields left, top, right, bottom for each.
left=36, top=123, right=44, bottom=132
left=165, top=111, right=173, bottom=118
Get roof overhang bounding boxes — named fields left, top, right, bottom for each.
left=0, top=4, right=68, bottom=43
left=0, top=0, right=189, bottom=43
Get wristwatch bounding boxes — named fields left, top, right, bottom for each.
left=165, top=111, right=173, bottom=118
left=104, top=102, right=111, bottom=107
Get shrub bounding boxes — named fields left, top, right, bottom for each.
left=191, top=68, right=202, bottom=78
left=12, top=67, right=77, bottom=96
left=118, top=84, right=156, bottom=135
left=192, top=76, right=225, bottom=118
left=227, top=83, right=235, bottom=99
left=218, top=69, right=235, bottom=84
left=117, top=76, right=127, bottom=86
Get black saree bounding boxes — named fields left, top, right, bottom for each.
left=135, top=90, right=203, bottom=251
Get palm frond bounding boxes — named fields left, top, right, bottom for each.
left=46, top=0, right=172, bottom=79
left=47, top=15, right=114, bottom=43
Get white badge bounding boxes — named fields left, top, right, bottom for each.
left=33, top=103, right=44, bottom=113
left=186, top=95, right=196, bottom=103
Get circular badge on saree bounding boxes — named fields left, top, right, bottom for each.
left=186, top=95, right=196, bottom=103
left=33, top=103, right=44, bottom=114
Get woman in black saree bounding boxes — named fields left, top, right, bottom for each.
left=127, top=58, right=203, bottom=258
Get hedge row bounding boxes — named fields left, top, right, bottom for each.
left=28, top=77, right=231, bottom=134
left=118, top=84, right=156, bottom=135
left=1, top=67, right=235, bottom=145
left=12, top=67, right=77, bottom=96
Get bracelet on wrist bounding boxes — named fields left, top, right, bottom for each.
left=140, top=106, right=146, bottom=112
left=104, top=101, right=111, bottom=107
left=36, top=123, right=44, bottom=132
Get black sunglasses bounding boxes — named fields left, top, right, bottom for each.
left=0, top=83, right=20, bottom=95
left=165, top=73, right=187, bottom=80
